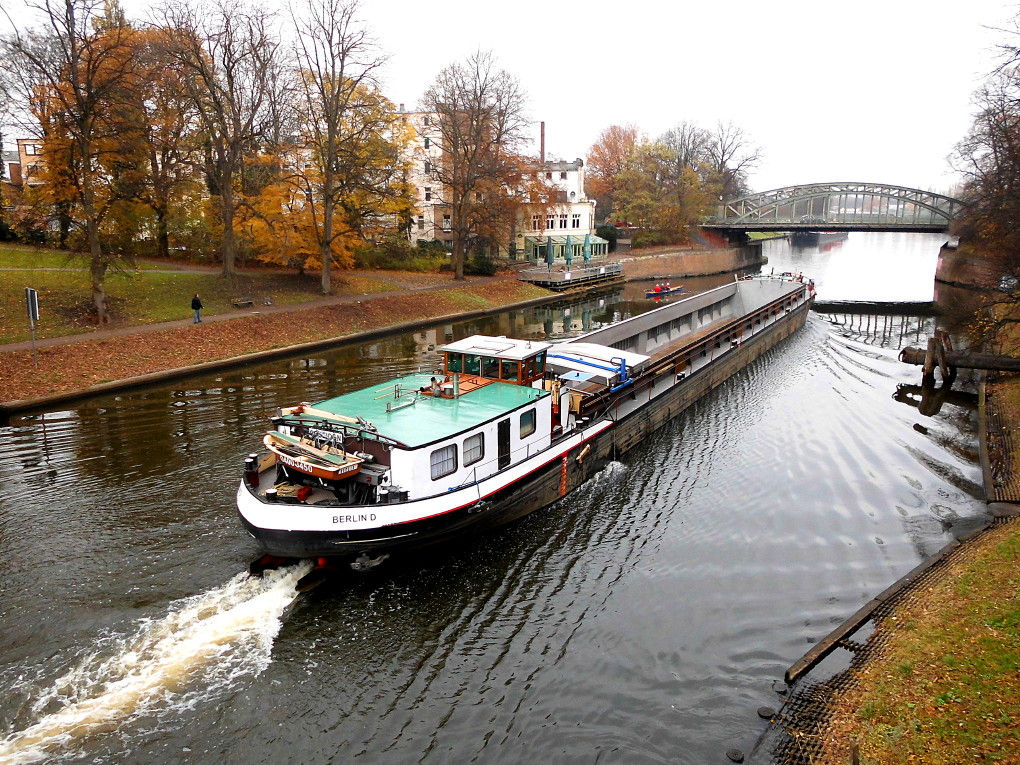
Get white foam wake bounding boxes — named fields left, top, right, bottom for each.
left=0, top=561, right=312, bottom=764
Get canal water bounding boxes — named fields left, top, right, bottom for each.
left=0, top=233, right=984, bottom=764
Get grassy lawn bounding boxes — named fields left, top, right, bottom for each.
left=828, top=520, right=1020, bottom=763
left=0, top=247, right=401, bottom=344
left=0, top=245, right=162, bottom=270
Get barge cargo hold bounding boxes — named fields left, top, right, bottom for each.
left=237, top=274, right=815, bottom=563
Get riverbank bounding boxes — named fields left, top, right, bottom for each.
left=0, top=276, right=551, bottom=415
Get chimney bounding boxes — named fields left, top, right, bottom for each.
left=540, top=122, right=545, bottom=164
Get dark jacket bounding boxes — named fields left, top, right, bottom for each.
left=191, top=296, right=203, bottom=310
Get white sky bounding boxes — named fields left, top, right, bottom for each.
left=3, top=0, right=1017, bottom=194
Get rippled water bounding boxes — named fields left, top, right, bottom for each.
left=0, top=234, right=985, bottom=763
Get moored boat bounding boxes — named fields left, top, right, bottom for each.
left=236, top=274, right=815, bottom=565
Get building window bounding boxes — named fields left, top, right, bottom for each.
left=545, top=172, right=552, bottom=179
left=520, top=409, right=536, bottom=438
left=572, top=214, right=581, bottom=228
left=23, top=143, right=41, bottom=155
left=424, top=161, right=431, bottom=174
left=417, top=215, right=425, bottom=231
left=463, top=433, right=484, bottom=466
left=423, top=115, right=431, bottom=126
left=532, top=214, right=541, bottom=231
left=547, top=216, right=555, bottom=229
left=560, top=171, right=567, bottom=179
left=424, top=137, right=430, bottom=149
left=475, top=192, right=482, bottom=202
left=559, top=214, right=567, bottom=229
left=430, top=444, right=457, bottom=480
left=442, top=215, right=451, bottom=232
left=424, top=187, right=431, bottom=202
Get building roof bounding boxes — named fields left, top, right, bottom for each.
left=295, top=372, right=547, bottom=448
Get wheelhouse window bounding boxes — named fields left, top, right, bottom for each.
left=447, top=353, right=463, bottom=373
left=463, top=354, right=481, bottom=375
left=463, top=433, right=484, bottom=466
left=500, top=359, right=518, bottom=381
left=430, top=444, right=457, bottom=480
left=535, top=352, right=546, bottom=375
left=520, top=409, right=536, bottom=437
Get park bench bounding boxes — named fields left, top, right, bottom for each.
left=232, top=296, right=255, bottom=308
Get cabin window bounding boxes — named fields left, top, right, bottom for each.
left=535, top=352, right=546, bottom=375
left=447, top=353, right=463, bottom=373
left=430, top=444, right=458, bottom=480
left=520, top=409, right=536, bottom=438
left=500, top=359, right=518, bottom=381
left=463, top=354, right=481, bottom=376
left=481, top=356, right=499, bottom=378
left=464, top=433, right=484, bottom=466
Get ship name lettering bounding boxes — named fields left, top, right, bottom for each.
left=332, top=513, right=378, bottom=524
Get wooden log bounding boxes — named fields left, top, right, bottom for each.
left=899, top=347, right=1020, bottom=372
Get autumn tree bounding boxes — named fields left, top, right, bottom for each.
left=288, top=0, right=412, bottom=294
left=1, top=0, right=144, bottom=322
left=585, top=124, right=639, bottom=222
left=162, top=0, right=284, bottom=276
left=613, top=124, right=713, bottom=245
left=420, top=50, right=531, bottom=280
left=127, top=27, right=205, bottom=260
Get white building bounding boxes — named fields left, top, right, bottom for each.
left=399, top=109, right=450, bottom=246
left=516, top=158, right=608, bottom=263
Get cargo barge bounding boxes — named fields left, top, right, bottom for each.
left=237, top=274, right=814, bottom=566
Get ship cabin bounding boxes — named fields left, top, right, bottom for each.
left=439, top=335, right=549, bottom=390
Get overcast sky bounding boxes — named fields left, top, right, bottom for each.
left=3, top=0, right=1016, bottom=194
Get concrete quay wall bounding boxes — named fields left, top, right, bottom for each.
left=618, top=245, right=764, bottom=281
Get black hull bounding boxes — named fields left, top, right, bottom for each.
left=240, top=301, right=811, bottom=561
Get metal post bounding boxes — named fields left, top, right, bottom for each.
left=25, top=287, right=40, bottom=369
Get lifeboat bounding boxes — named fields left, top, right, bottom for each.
left=262, top=431, right=363, bottom=481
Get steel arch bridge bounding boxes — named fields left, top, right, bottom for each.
left=704, top=182, right=965, bottom=233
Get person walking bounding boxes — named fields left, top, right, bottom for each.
left=191, top=293, right=203, bottom=323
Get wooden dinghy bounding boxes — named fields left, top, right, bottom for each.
left=263, top=431, right=363, bottom=481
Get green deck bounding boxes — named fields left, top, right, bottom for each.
left=286, top=373, right=547, bottom=448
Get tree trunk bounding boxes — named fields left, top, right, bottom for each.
left=320, top=193, right=333, bottom=295
left=87, top=219, right=109, bottom=323
left=156, top=211, right=170, bottom=260
left=221, top=182, right=237, bottom=276
left=453, top=237, right=465, bottom=280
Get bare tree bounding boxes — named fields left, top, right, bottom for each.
left=1, top=0, right=141, bottom=322
left=705, top=120, right=760, bottom=199
left=290, top=0, right=408, bottom=294
left=161, top=0, right=283, bottom=276
left=420, top=50, right=530, bottom=280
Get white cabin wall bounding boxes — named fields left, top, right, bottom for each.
left=394, top=399, right=553, bottom=500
